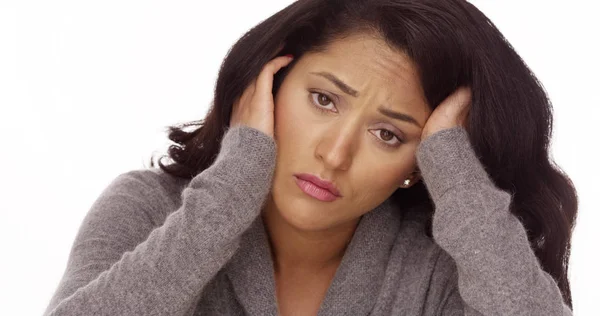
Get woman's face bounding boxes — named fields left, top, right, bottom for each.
left=268, top=33, right=431, bottom=232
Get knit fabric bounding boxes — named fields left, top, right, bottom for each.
left=43, top=125, right=572, bottom=315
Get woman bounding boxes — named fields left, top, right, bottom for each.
left=43, top=0, right=577, bottom=315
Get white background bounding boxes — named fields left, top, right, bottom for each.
left=1, top=1, right=597, bottom=315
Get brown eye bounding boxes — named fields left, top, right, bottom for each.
left=380, top=130, right=394, bottom=141
left=317, top=94, right=331, bottom=106
left=371, top=129, right=404, bottom=148
left=309, top=91, right=337, bottom=113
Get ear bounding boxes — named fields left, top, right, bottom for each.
left=399, top=170, right=422, bottom=189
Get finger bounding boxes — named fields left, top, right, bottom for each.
left=456, top=86, right=472, bottom=107
left=272, top=42, right=286, bottom=58
left=454, top=86, right=471, bottom=126
left=255, top=56, right=294, bottom=97
left=444, top=86, right=470, bottom=111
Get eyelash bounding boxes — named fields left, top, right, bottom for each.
left=308, top=91, right=405, bottom=148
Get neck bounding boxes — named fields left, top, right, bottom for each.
left=261, top=196, right=360, bottom=274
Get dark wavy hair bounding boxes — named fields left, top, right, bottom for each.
left=149, top=0, right=578, bottom=308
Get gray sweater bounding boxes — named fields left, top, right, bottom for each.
left=43, top=125, right=572, bottom=315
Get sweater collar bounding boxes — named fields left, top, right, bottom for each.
left=225, top=198, right=403, bottom=316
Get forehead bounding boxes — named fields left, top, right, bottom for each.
left=297, top=33, right=428, bottom=111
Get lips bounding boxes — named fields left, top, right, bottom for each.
left=293, top=173, right=342, bottom=197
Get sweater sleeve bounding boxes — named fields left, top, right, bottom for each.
left=415, top=126, right=572, bottom=316
left=43, top=125, right=277, bottom=316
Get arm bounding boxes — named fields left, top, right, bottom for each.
left=43, top=125, right=276, bottom=316
left=416, top=126, right=572, bottom=316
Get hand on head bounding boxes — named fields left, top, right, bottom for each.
left=229, top=55, right=294, bottom=138
left=421, top=86, right=472, bottom=141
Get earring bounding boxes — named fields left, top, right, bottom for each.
left=403, top=179, right=411, bottom=187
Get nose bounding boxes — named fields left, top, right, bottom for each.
left=314, top=123, right=357, bottom=171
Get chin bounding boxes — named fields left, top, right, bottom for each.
left=272, top=190, right=337, bottom=232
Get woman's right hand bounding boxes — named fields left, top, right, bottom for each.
left=229, top=55, right=294, bottom=138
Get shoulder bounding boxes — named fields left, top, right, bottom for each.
left=96, top=167, right=191, bottom=226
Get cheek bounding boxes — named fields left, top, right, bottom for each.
left=354, top=156, right=415, bottom=199
left=273, top=92, right=312, bottom=179
left=274, top=90, right=312, bottom=143
left=366, top=167, right=402, bottom=190
left=275, top=102, right=298, bottom=136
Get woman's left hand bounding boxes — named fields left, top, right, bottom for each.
left=421, top=86, right=472, bottom=141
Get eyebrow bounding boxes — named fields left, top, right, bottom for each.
left=377, top=107, right=422, bottom=128
left=310, top=71, right=360, bottom=97
left=309, top=71, right=423, bottom=128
